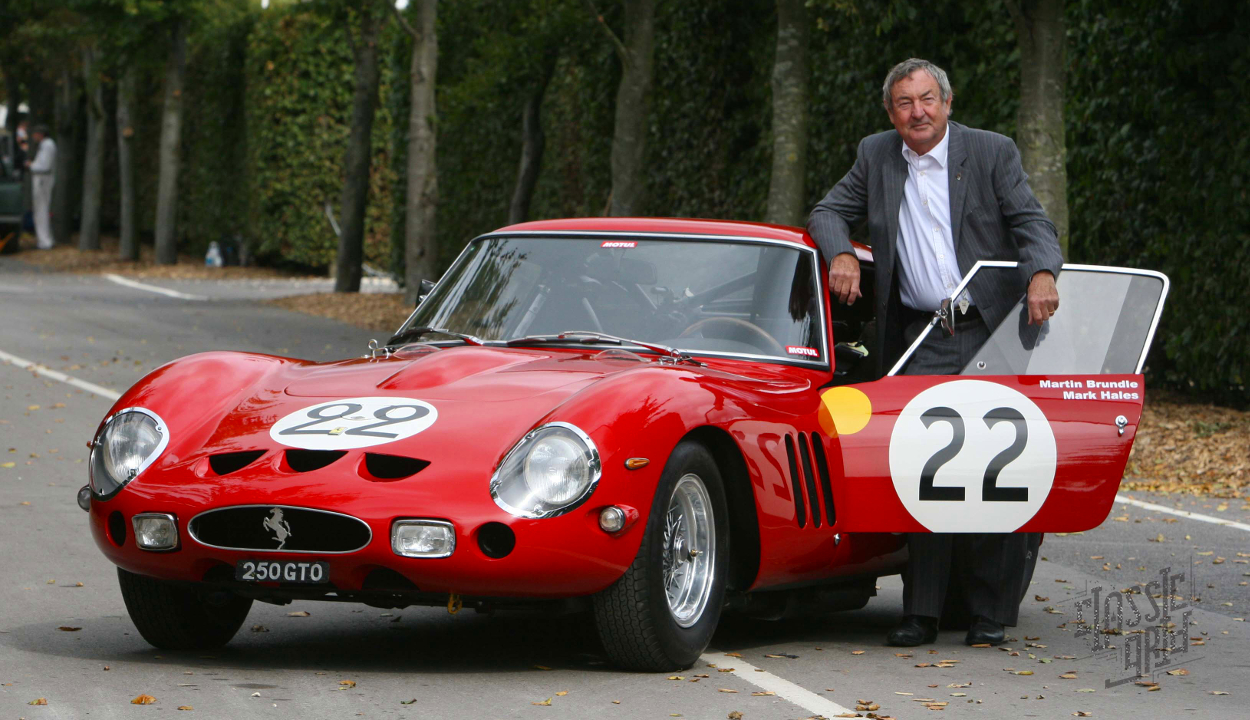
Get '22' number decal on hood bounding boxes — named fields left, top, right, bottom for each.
left=888, top=380, right=1057, bottom=533
left=270, top=397, right=438, bottom=450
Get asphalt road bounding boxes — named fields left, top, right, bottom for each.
left=2, top=258, right=1247, bottom=719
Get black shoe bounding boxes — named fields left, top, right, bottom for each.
left=965, top=615, right=1005, bottom=646
left=886, top=615, right=938, bottom=646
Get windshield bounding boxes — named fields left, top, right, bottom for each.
left=402, top=234, right=827, bottom=364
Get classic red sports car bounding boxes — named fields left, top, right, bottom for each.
left=82, top=217, right=1168, bottom=671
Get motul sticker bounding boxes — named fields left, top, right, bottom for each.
left=786, top=346, right=819, bottom=357
left=600, top=240, right=637, bottom=248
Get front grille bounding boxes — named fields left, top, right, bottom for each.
left=189, top=505, right=371, bottom=553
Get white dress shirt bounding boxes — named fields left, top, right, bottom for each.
left=30, top=138, right=57, bottom=175
left=895, top=127, right=970, bottom=312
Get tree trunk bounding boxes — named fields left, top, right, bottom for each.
left=51, top=68, right=78, bottom=247
left=765, top=0, right=809, bottom=227
left=508, top=53, right=555, bottom=225
left=608, top=0, right=654, bottom=217
left=401, top=0, right=438, bottom=305
left=79, top=44, right=106, bottom=251
left=335, top=2, right=387, bottom=293
left=1009, top=0, right=1069, bottom=259
left=155, top=18, right=187, bottom=265
left=117, top=65, right=138, bottom=261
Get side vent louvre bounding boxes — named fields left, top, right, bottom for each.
left=362, top=454, right=430, bottom=481
left=810, top=432, right=836, bottom=526
left=208, top=450, right=266, bottom=476
left=284, top=449, right=346, bottom=473
left=798, top=434, right=822, bottom=528
left=784, top=434, right=806, bottom=528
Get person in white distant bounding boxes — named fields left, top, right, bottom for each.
left=26, top=125, right=56, bottom=250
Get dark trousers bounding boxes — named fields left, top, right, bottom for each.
left=899, top=309, right=1041, bottom=626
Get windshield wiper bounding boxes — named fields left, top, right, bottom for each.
left=386, top=326, right=485, bottom=347
left=505, top=331, right=702, bottom=366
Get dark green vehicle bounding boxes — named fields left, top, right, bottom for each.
left=0, top=133, right=23, bottom=254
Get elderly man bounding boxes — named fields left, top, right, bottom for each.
left=807, top=58, right=1062, bottom=647
left=26, top=124, right=56, bottom=250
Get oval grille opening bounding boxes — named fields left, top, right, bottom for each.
left=209, top=450, right=267, bottom=476
left=284, top=450, right=346, bottom=473
left=189, top=506, right=371, bottom=553
left=362, top=453, right=429, bottom=481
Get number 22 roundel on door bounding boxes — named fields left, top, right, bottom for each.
left=829, top=376, right=1143, bottom=534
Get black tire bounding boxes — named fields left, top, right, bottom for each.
left=593, top=441, right=730, bottom=671
left=117, top=568, right=253, bottom=650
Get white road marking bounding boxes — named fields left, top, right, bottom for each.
left=0, top=348, right=122, bottom=401
left=1116, top=494, right=1250, bottom=533
left=699, top=652, right=855, bottom=717
left=104, top=273, right=207, bottom=301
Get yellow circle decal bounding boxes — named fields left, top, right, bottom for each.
left=818, top=386, right=872, bottom=437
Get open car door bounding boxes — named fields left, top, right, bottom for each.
left=829, top=262, right=1168, bottom=533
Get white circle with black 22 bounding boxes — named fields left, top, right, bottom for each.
left=270, top=397, right=438, bottom=450
left=888, top=380, right=1057, bottom=533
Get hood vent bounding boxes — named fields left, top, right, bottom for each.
left=362, top=453, right=430, bottom=481
left=208, top=450, right=267, bottom=476
left=284, top=449, right=346, bottom=473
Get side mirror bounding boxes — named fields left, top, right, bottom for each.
left=416, top=279, right=436, bottom=307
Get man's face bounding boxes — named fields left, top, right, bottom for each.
left=886, top=69, right=952, bottom=155
left=30, top=131, right=44, bottom=143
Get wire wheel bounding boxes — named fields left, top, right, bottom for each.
left=662, top=473, right=715, bottom=627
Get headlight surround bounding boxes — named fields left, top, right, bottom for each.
left=90, top=408, right=169, bottom=499
left=490, top=422, right=602, bottom=518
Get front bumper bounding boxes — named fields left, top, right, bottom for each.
left=87, top=465, right=650, bottom=599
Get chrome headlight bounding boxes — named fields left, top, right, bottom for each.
left=489, top=422, right=602, bottom=518
left=90, top=408, right=169, bottom=499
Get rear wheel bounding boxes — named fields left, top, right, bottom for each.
left=593, top=441, right=729, bottom=671
left=117, top=568, right=252, bottom=650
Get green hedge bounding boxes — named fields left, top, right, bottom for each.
left=243, top=7, right=398, bottom=268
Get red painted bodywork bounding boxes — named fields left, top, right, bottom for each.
left=87, top=217, right=1144, bottom=600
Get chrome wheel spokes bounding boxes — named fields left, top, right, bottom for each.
left=661, top=473, right=715, bottom=627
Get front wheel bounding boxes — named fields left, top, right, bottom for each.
left=117, top=568, right=253, bottom=650
left=593, top=441, right=730, bottom=671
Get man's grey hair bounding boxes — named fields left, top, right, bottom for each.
left=882, top=58, right=953, bottom=110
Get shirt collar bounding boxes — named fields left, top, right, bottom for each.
left=900, top=124, right=950, bottom=168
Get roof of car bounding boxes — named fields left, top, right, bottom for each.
left=493, top=217, right=872, bottom=262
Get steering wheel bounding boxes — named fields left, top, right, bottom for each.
left=678, top=317, right=785, bottom=356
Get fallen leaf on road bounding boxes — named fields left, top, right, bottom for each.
left=728, top=712, right=743, bottom=720
left=1073, top=712, right=1092, bottom=717
left=1077, top=688, right=1096, bottom=693
left=555, top=691, right=568, bottom=697
left=1166, top=669, right=1189, bottom=676
left=250, top=625, right=269, bottom=633
left=29, top=698, right=48, bottom=705
left=724, top=652, right=743, bottom=658
left=532, top=697, right=552, bottom=706
left=1212, top=691, right=1230, bottom=695
left=850, top=650, right=865, bottom=655
left=970, top=644, right=991, bottom=649
left=951, top=692, right=967, bottom=697
left=58, top=626, right=81, bottom=632
left=1035, top=595, right=1049, bottom=602
left=400, top=699, right=416, bottom=705
left=667, top=676, right=685, bottom=681
left=339, top=681, right=356, bottom=688
left=1150, top=534, right=1166, bottom=542
left=533, top=665, right=553, bottom=670
left=718, top=688, right=737, bottom=693
left=287, top=611, right=310, bottom=617
left=1, top=462, right=14, bottom=468
left=178, top=706, right=193, bottom=711
left=1012, top=671, right=1034, bottom=676
left=131, top=694, right=157, bottom=705
left=717, top=668, right=734, bottom=673
left=1060, top=673, right=1078, bottom=679
left=751, top=691, right=775, bottom=696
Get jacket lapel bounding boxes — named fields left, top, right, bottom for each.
left=882, top=134, right=907, bottom=266
left=947, top=122, right=969, bottom=251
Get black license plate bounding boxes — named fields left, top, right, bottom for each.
left=235, top=559, right=330, bottom=584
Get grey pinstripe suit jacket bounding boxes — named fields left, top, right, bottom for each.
left=807, top=121, right=1063, bottom=374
